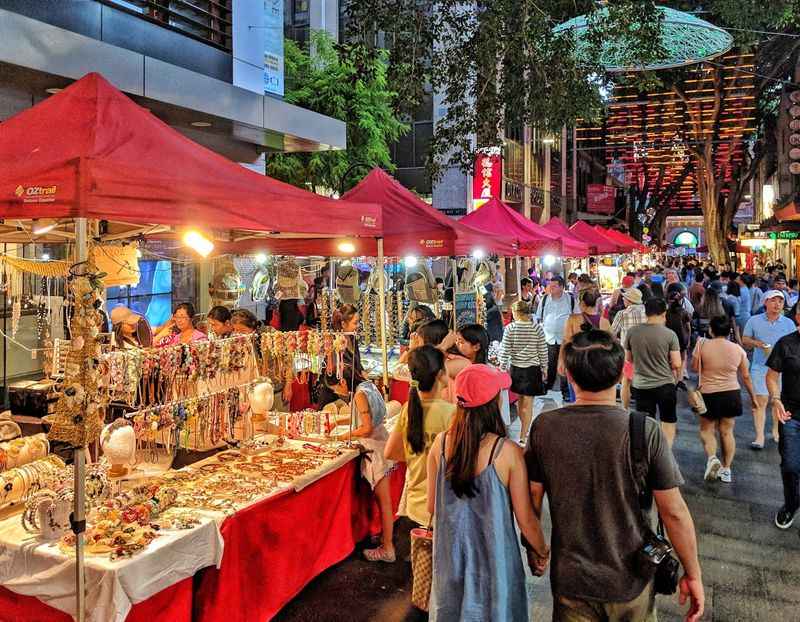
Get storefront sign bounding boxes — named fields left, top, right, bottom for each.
left=263, top=0, right=284, bottom=96
left=768, top=231, right=800, bottom=240
left=504, top=179, right=523, bottom=204
left=14, top=184, right=58, bottom=203
left=587, top=184, right=616, bottom=214
left=473, top=152, right=502, bottom=208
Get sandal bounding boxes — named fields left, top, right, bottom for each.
left=750, top=441, right=764, bottom=450
left=364, top=546, right=396, bottom=563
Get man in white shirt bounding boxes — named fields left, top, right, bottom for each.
left=536, top=275, right=579, bottom=401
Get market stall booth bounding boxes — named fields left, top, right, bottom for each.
left=594, top=226, right=647, bottom=253
left=0, top=72, right=410, bottom=622
left=569, top=220, right=626, bottom=255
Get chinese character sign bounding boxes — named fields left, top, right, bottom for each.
left=473, top=153, right=502, bottom=204
left=264, top=0, right=284, bottom=96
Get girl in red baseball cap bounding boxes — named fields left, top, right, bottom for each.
left=425, top=364, right=549, bottom=620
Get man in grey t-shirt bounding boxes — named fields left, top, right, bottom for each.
left=525, top=329, right=703, bottom=622
left=625, top=297, right=682, bottom=445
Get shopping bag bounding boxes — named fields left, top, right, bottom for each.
left=410, top=527, right=433, bottom=611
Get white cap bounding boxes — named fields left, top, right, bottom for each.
left=763, top=290, right=785, bottom=302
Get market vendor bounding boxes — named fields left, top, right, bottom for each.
left=231, top=309, right=259, bottom=334
left=110, top=306, right=144, bottom=350
left=154, top=303, right=207, bottom=346
left=207, top=306, right=234, bottom=339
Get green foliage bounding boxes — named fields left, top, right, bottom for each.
left=266, top=31, right=409, bottom=193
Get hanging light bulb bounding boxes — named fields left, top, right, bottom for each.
left=471, top=249, right=486, bottom=260
left=183, top=230, right=214, bottom=258
left=255, top=252, right=269, bottom=264
left=337, top=241, right=356, bottom=254
left=404, top=256, right=418, bottom=268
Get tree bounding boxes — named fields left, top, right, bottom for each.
left=266, top=31, right=409, bottom=194
left=643, top=1, right=800, bottom=262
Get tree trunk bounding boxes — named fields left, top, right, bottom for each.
left=696, top=146, right=729, bottom=265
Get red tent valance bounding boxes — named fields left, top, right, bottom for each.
left=0, top=73, right=381, bottom=238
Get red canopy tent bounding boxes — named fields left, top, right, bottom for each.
left=339, top=169, right=517, bottom=257
left=0, top=72, right=381, bottom=238
left=598, top=227, right=647, bottom=253
left=569, top=221, right=624, bottom=255
left=459, top=198, right=588, bottom=257
left=540, top=216, right=594, bottom=257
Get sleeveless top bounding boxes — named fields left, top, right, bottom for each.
left=581, top=312, right=602, bottom=329
left=430, top=434, right=527, bottom=621
left=355, top=381, right=386, bottom=432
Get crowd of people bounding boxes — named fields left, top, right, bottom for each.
left=104, top=254, right=800, bottom=621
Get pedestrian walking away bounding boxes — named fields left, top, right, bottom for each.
left=525, top=329, right=704, bottom=622
left=692, top=315, right=757, bottom=484
left=426, top=364, right=549, bottom=621
left=766, top=304, right=800, bottom=531
left=625, top=297, right=683, bottom=445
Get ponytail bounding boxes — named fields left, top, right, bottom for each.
left=406, top=345, right=445, bottom=454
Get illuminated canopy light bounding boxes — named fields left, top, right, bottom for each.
left=553, top=7, right=733, bottom=73
left=404, top=255, right=418, bottom=268
left=337, top=241, right=356, bottom=254
left=543, top=254, right=556, bottom=267
left=32, top=219, right=58, bottom=236
left=471, top=249, right=486, bottom=260
left=183, top=230, right=214, bottom=258
left=255, top=252, right=269, bottom=264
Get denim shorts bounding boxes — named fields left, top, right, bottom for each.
left=750, top=364, right=777, bottom=396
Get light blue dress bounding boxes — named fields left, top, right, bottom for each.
left=430, top=435, right=527, bottom=621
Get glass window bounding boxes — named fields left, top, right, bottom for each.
left=106, top=260, right=175, bottom=329
left=414, top=122, right=433, bottom=168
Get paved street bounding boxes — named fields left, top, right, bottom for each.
left=275, top=389, right=800, bottom=622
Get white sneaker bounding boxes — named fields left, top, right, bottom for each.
left=718, top=467, right=732, bottom=483
left=704, top=456, right=722, bottom=481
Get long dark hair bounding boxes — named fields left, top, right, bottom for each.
left=278, top=299, right=304, bottom=331
left=332, top=303, right=358, bottom=331
left=446, top=399, right=506, bottom=498
left=406, top=346, right=445, bottom=454
left=457, top=323, right=489, bottom=363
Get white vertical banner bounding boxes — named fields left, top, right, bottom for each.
left=264, top=0, right=285, bottom=96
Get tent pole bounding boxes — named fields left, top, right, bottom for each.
left=73, top=217, right=88, bottom=622
left=516, top=256, right=522, bottom=298
left=376, top=239, right=389, bottom=389
left=451, top=258, right=457, bottom=332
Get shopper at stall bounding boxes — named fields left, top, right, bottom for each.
left=110, top=306, right=144, bottom=350
left=500, top=301, right=548, bottom=444
left=536, top=276, right=577, bottom=402
left=385, top=346, right=455, bottom=527
left=455, top=323, right=490, bottom=365
left=525, top=329, right=703, bottom=622
left=625, top=297, right=682, bottom=445
left=484, top=283, right=504, bottom=343
left=327, top=368, right=395, bottom=562
left=426, top=364, right=549, bottom=621
left=230, top=309, right=259, bottom=334
left=692, top=315, right=756, bottom=484
left=207, top=306, right=233, bottom=339
left=743, top=291, right=796, bottom=449
left=154, top=303, right=206, bottom=346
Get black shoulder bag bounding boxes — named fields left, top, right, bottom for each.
left=629, top=412, right=681, bottom=595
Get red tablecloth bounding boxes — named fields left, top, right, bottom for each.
left=0, top=459, right=406, bottom=622
left=0, top=575, right=193, bottom=622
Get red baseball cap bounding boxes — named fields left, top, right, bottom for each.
left=622, top=275, right=635, bottom=288
left=454, top=364, right=512, bottom=408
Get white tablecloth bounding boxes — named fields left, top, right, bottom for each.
left=0, top=509, right=223, bottom=621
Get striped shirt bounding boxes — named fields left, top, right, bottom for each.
left=499, top=320, right=549, bottom=376
left=611, top=303, right=647, bottom=347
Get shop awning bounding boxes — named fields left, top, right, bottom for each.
left=339, top=168, right=517, bottom=257
left=0, top=72, right=381, bottom=238
left=459, top=198, right=588, bottom=257
left=569, top=221, right=624, bottom=254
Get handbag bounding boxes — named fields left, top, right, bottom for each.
left=687, top=339, right=707, bottom=416
left=629, top=412, right=681, bottom=595
left=410, top=525, right=433, bottom=610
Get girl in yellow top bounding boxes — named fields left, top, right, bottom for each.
left=385, top=345, right=455, bottom=526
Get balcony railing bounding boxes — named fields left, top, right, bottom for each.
left=102, top=0, right=232, bottom=51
